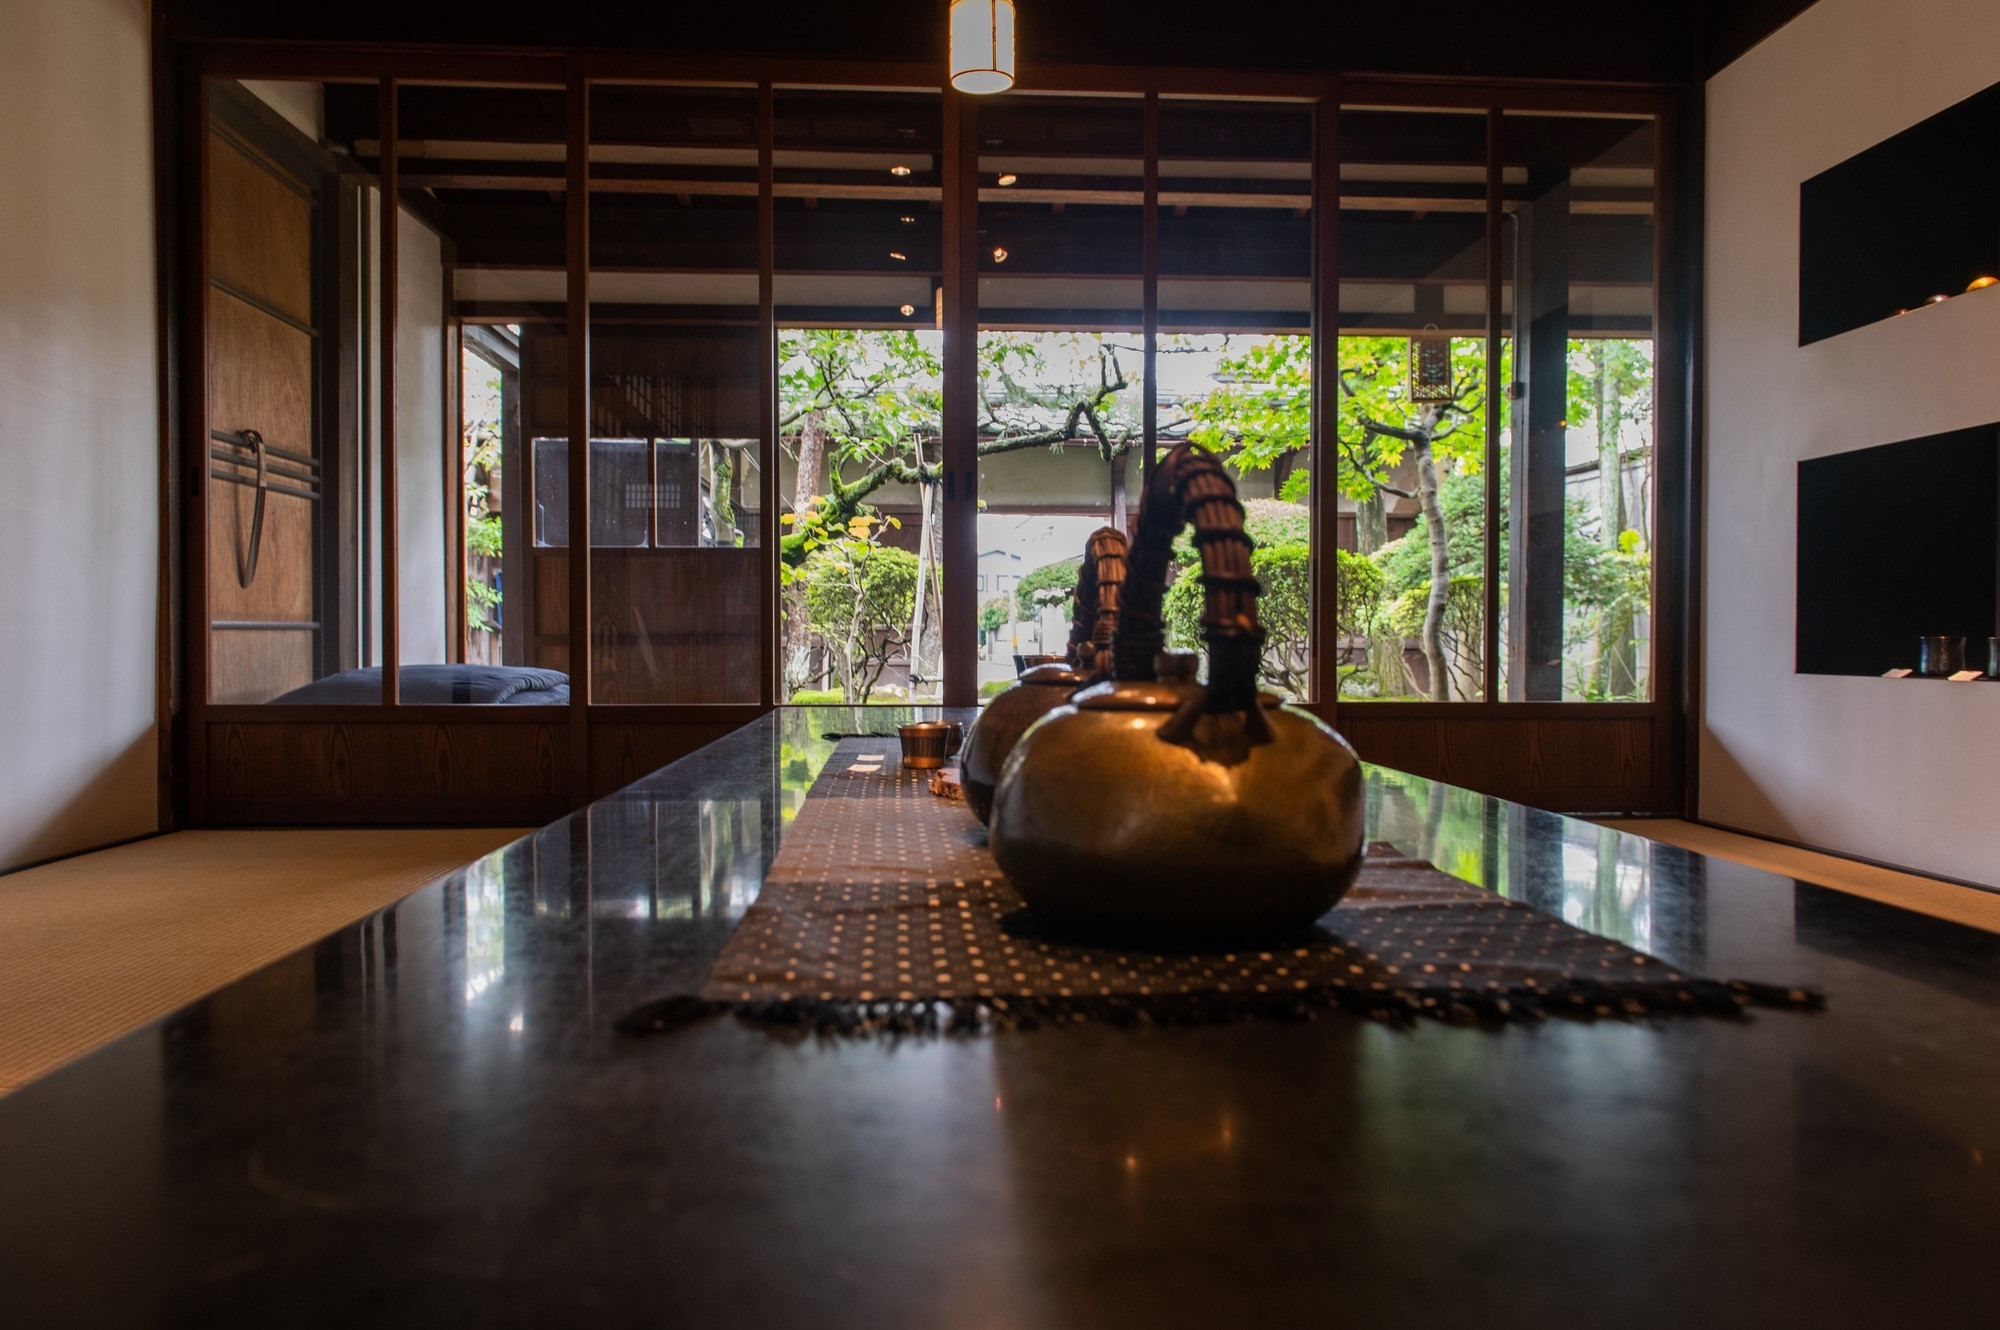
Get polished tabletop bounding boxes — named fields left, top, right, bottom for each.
left=3, top=708, right=1997, bottom=1328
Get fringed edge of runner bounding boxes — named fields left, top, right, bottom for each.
left=614, top=978, right=1823, bottom=1039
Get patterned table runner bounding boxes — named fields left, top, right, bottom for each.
left=620, top=739, right=1820, bottom=1035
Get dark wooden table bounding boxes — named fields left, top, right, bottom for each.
left=3, top=707, right=1996, bottom=1328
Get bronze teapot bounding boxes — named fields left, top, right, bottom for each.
left=988, top=445, right=1365, bottom=942
left=960, top=526, right=1127, bottom=823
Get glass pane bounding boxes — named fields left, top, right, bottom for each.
left=775, top=88, right=945, bottom=704
left=204, top=78, right=384, bottom=704
left=1337, top=107, right=1491, bottom=701
left=390, top=87, right=564, bottom=696
left=1499, top=114, right=1656, bottom=702
left=587, top=84, right=765, bottom=704
left=976, top=95, right=1143, bottom=699
left=1159, top=97, right=1314, bottom=699
left=460, top=326, right=512, bottom=664
left=395, top=82, right=571, bottom=698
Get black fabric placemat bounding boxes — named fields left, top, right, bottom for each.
left=619, top=739, right=1821, bottom=1036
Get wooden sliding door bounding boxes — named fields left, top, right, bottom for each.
left=204, top=104, right=322, bottom=703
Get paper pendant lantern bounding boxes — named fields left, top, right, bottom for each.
left=950, top=0, right=1017, bottom=95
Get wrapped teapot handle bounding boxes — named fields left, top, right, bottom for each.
left=1065, top=526, right=1129, bottom=678
left=1113, top=444, right=1264, bottom=712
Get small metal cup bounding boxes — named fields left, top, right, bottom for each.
left=942, top=721, right=965, bottom=758
left=1917, top=635, right=1964, bottom=678
left=898, top=722, right=951, bottom=769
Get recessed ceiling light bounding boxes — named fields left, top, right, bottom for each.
left=900, top=215, right=917, bottom=224
left=992, top=246, right=1009, bottom=263
left=889, top=251, right=908, bottom=262
left=1969, top=276, right=1998, bottom=292
left=900, top=303, right=917, bottom=316
left=997, top=172, right=1018, bottom=186
left=890, top=164, right=913, bottom=177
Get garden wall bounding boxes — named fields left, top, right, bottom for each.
left=1704, top=0, right=2000, bottom=885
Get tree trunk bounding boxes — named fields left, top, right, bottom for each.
left=704, top=441, right=736, bottom=547
left=907, top=477, right=941, bottom=698
left=843, top=572, right=866, bottom=703
left=1414, top=435, right=1452, bottom=702
left=782, top=412, right=828, bottom=698
left=1589, top=353, right=1636, bottom=698
left=1356, top=488, right=1388, bottom=554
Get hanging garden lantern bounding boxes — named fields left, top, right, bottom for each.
left=1407, top=324, right=1455, bottom=405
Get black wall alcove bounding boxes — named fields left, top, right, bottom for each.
left=1799, top=82, right=2000, bottom=346
left=1797, top=426, right=2000, bottom=677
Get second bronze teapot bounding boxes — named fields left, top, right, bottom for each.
left=959, top=526, right=1127, bottom=823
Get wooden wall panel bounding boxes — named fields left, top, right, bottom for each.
left=589, top=719, right=763, bottom=798
left=206, top=718, right=572, bottom=823
left=207, top=489, right=313, bottom=621
left=532, top=549, right=760, bottom=702
left=209, top=631, right=313, bottom=705
left=591, top=548, right=760, bottom=704
left=206, top=135, right=313, bottom=323
left=202, top=713, right=766, bottom=822
left=207, top=290, right=313, bottom=444
left=1337, top=711, right=1668, bottom=814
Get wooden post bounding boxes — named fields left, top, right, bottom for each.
left=1142, top=92, right=1159, bottom=501
left=1508, top=158, right=1571, bottom=702
left=379, top=79, right=400, bottom=704
left=1483, top=108, right=1503, bottom=704
left=940, top=89, right=980, bottom=708
left=1309, top=89, right=1340, bottom=713
left=758, top=82, right=778, bottom=709
left=566, top=65, right=591, bottom=797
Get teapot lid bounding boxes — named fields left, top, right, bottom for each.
left=1074, top=674, right=1285, bottom=712
left=1021, top=663, right=1088, bottom=687
left=1072, top=677, right=1203, bottom=712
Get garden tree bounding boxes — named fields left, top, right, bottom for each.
left=1161, top=331, right=1655, bottom=702
left=1178, top=332, right=1488, bottom=700
left=1334, top=336, right=1488, bottom=700
left=781, top=411, right=831, bottom=696
left=778, top=329, right=1146, bottom=699
left=1565, top=524, right=1651, bottom=700
left=1178, top=334, right=1313, bottom=499
left=1014, top=556, right=1081, bottom=608
left=702, top=440, right=747, bottom=547
left=1163, top=500, right=1312, bottom=697
left=800, top=519, right=918, bottom=704
left=1334, top=549, right=1385, bottom=693
left=1385, top=576, right=1485, bottom=698
left=1567, top=338, right=1654, bottom=698
left=1010, top=557, right=1082, bottom=655
left=979, top=596, right=1011, bottom=639
left=1372, top=469, right=1489, bottom=697
left=1377, top=469, right=1653, bottom=700
left=461, top=361, right=504, bottom=655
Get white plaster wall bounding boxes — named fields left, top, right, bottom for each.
left=1705, top=0, right=2000, bottom=883
left=397, top=214, right=449, bottom=664
left=0, top=0, right=159, bottom=870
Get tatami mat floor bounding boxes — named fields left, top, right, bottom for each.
left=1601, top=818, right=2000, bottom=936
left=0, top=828, right=528, bottom=1095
